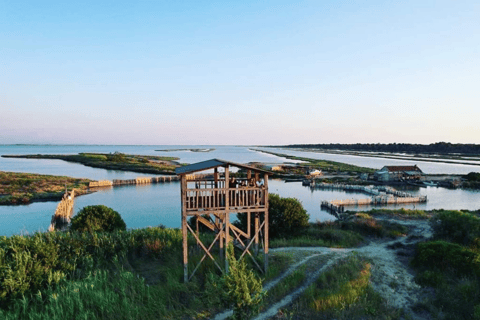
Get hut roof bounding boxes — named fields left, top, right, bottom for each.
left=382, top=165, right=423, bottom=173
left=175, top=158, right=273, bottom=175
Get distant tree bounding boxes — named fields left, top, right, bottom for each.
left=283, top=143, right=480, bottom=155
left=465, top=172, right=480, bottom=182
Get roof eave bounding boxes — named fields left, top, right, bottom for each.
left=175, top=158, right=273, bottom=176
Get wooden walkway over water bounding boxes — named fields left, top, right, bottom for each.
left=317, top=183, right=427, bottom=217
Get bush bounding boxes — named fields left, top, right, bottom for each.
left=411, top=241, right=479, bottom=276
left=235, top=194, right=309, bottom=239
left=466, top=172, right=480, bottom=182
left=222, top=245, right=265, bottom=319
left=414, top=270, right=446, bottom=287
left=267, top=194, right=309, bottom=238
left=0, top=227, right=182, bottom=306
left=431, top=210, right=480, bottom=246
left=107, top=152, right=126, bottom=162
left=0, top=234, right=68, bottom=305
left=70, top=205, right=126, bottom=233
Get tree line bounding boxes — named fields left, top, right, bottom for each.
left=280, top=142, right=480, bottom=155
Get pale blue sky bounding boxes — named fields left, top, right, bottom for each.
left=1, top=0, right=479, bottom=145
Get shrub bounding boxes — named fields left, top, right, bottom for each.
left=355, top=213, right=373, bottom=220
left=107, top=152, right=126, bottom=162
left=222, top=245, right=265, bottom=319
left=203, top=245, right=265, bottom=319
left=431, top=210, right=480, bottom=246
left=412, top=241, right=479, bottom=276
left=0, top=227, right=182, bottom=306
left=414, top=270, right=446, bottom=287
left=70, top=205, right=126, bottom=233
left=267, top=194, right=309, bottom=238
left=235, top=194, right=309, bottom=239
left=0, top=234, right=67, bottom=305
left=466, top=172, right=480, bottom=182
left=80, top=153, right=108, bottom=161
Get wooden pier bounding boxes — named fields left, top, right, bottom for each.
left=318, top=183, right=427, bottom=217
left=312, top=183, right=412, bottom=198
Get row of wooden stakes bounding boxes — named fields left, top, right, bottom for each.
left=88, top=176, right=180, bottom=188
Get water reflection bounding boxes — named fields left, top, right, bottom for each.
left=1, top=145, right=480, bottom=236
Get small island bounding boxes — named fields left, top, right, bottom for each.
left=0, top=171, right=91, bottom=205
left=2, top=152, right=182, bottom=175
left=155, top=148, right=215, bottom=152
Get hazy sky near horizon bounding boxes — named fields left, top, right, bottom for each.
left=1, top=0, right=479, bottom=145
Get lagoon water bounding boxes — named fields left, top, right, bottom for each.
left=1, top=145, right=480, bottom=236
left=260, top=147, right=480, bottom=174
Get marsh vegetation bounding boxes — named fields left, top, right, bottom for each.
left=2, top=152, right=181, bottom=175
left=1, top=197, right=479, bottom=319
left=0, top=171, right=90, bottom=205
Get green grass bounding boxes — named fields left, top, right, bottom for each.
left=0, top=229, right=203, bottom=319
left=0, top=226, right=295, bottom=319
left=0, top=227, right=184, bottom=304
left=264, top=252, right=296, bottom=280
left=354, top=213, right=374, bottom=219
left=0, top=270, right=170, bottom=320
left=430, top=209, right=480, bottom=245
left=363, top=208, right=429, bottom=218
left=0, top=263, right=223, bottom=320
left=265, top=264, right=307, bottom=305
left=270, top=216, right=409, bottom=249
left=0, top=171, right=91, bottom=205
left=0, top=207, right=425, bottom=319
left=270, top=229, right=364, bottom=248
left=411, top=210, right=480, bottom=319
left=283, top=254, right=400, bottom=319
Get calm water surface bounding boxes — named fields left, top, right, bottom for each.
left=261, top=147, right=480, bottom=175
left=1, top=145, right=479, bottom=236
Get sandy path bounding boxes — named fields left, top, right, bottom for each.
left=215, top=217, right=431, bottom=320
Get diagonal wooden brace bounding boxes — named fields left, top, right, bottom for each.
left=231, top=227, right=264, bottom=273
left=188, top=228, right=224, bottom=281
left=186, top=223, right=223, bottom=278
left=239, top=220, right=265, bottom=261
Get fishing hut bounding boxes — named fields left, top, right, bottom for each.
left=176, top=159, right=272, bottom=282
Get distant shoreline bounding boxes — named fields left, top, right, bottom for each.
left=155, top=148, right=215, bottom=152
left=268, top=147, right=480, bottom=167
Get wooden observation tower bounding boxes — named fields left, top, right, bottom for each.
left=176, top=159, right=272, bottom=282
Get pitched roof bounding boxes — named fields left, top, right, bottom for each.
left=175, top=159, right=273, bottom=175
left=383, top=165, right=423, bottom=173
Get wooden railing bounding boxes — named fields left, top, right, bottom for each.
left=185, top=187, right=266, bottom=211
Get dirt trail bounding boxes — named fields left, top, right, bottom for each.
left=215, top=217, right=431, bottom=320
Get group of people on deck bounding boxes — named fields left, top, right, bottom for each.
left=228, top=177, right=263, bottom=188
